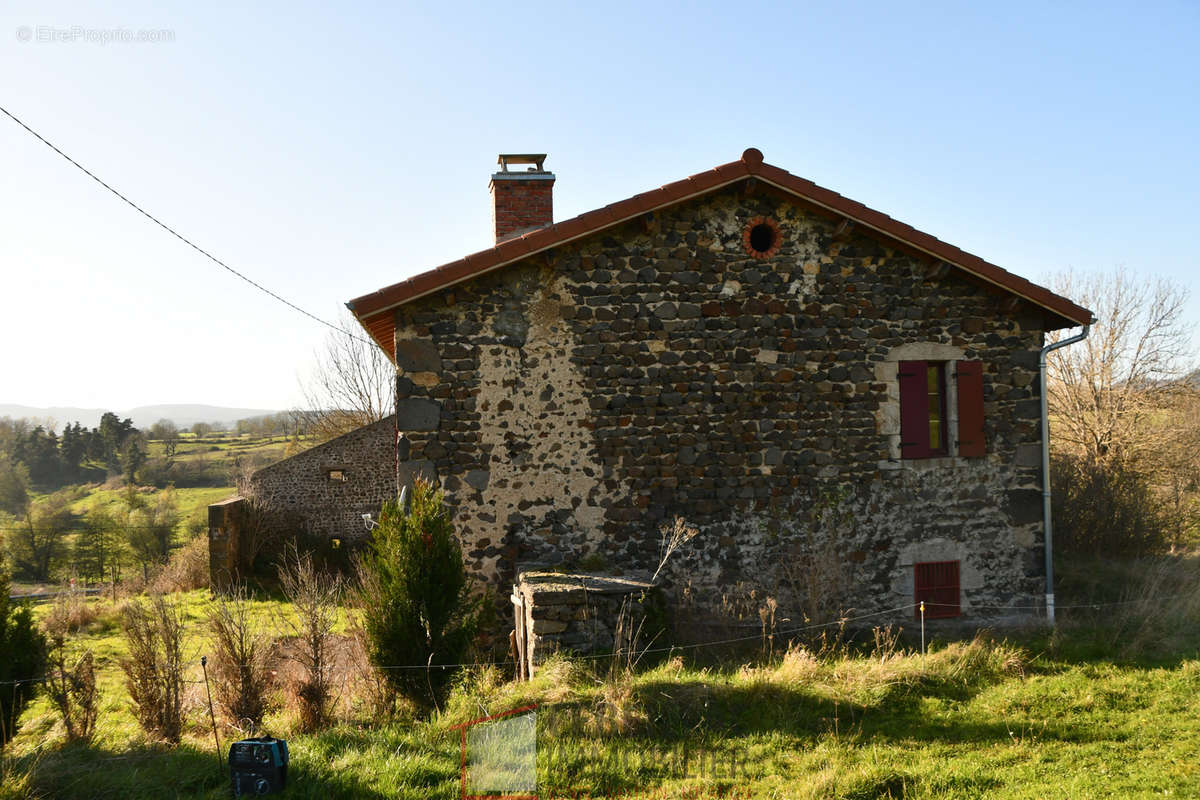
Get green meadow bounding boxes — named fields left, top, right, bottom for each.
left=3, top=555, right=1199, bottom=799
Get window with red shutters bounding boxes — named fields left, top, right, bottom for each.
left=898, top=360, right=948, bottom=459
left=915, top=560, right=961, bottom=618
left=955, top=360, right=986, bottom=457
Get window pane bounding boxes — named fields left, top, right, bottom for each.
left=927, top=364, right=944, bottom=452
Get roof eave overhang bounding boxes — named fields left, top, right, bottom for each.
left=348, top=153, right=1092, bottom=357
left=348, top=177, right=749, bottom=322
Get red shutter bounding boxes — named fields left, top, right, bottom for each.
left=915, top=561, right=960, bottom=618
left=898, top=360, right=929, bottom=459
left=955, top=360, right=986, bottom=457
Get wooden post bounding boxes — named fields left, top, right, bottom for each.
left=200, top=656, right=223, bottom=776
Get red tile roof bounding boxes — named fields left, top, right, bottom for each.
left=347, top=148, right=1092, bottom=354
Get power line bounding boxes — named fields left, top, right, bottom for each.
left=0, top=103, right=374, bottom=346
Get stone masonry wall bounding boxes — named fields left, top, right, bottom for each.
left=242, top=415, right=428, bottom=547
left=389, top=184, right=1050, bottom=625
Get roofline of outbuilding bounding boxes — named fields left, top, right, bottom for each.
left=347, top=149, right=1093, bottom=355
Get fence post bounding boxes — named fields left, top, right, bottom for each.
left=920, top=601, right=926, bottom=657
left=200, top=656, right=223, bottom=776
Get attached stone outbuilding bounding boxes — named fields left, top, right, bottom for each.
left=207, top=416, right=433, bottom=584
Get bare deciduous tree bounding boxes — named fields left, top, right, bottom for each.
left=1046, top=269, right=1192, bottom=465
left=295, top=313, right=392, bottom=443
left=1047, top=269, right=1199, bottom=554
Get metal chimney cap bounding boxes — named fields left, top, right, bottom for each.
left=497, top=153, right=548, bottom=173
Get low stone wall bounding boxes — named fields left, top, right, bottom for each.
left=513, top=570, right=660, bottom=677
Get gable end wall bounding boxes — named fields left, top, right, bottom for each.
left=388, top=187, right=1048, bottom=622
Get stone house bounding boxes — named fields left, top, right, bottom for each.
left=220, top=149, right=1091, bottom=631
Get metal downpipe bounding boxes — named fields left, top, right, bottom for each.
left=1039, top=324, right=1090, bottom=625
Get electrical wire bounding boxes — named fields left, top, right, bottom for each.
left=0, top=103, right=373, bottom=346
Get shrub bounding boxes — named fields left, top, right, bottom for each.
left=277, top=546, right=341, bottom=732
left=358, top=479, right=477, bottom=711
left=43, top=620, right=97, bottom=744
left=347, top=618, right=398, bottom=722
left=208, top=586, right=274, bottom=730
left=119, top=595, right=186, bottom=743
left=45, top=585, right=100, bottom=633
left=150, top=537, right=210, bottom=594
left=1051, top=454, right=1171, bottom=557
left=0, top=564, right=46, bottom=749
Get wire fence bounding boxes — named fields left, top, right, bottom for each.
left=0, top=596, right=1145, bottom=687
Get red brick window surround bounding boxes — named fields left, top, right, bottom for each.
left=915, top=560, right=961, bottom=618
left=743, top=216, right=782, bottom=259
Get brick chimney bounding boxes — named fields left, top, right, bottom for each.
left=490, top=154, right=554, bottom=243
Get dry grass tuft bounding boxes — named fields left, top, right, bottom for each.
left=584, top=678, right=646, bottom=736
left=771, top=643, right=822, bottom=685
left=45, top=586, right=100, bottom=634
left=1107, top=555, right=1200, bottom=655
left=923, top=632, right=1030, bottom=684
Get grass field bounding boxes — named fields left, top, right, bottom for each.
left=65, top=485, right=236, bottom=527
left=3, top=558, right=1199, bottom=799
left=146, top=433, right=301, bottom=463
left=6, top=434, right=300, bottom=597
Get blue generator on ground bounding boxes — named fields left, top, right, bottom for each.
left=229, top=735, right=289, bottom=796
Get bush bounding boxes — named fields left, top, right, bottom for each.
left=0, top=564, right=46, bottom=749
left=1051, top=454, right=1171, bottom=557
left=208, top=587, right=274, bottom=730
left=45, top=585, right=100, bottom=634
left=358, top=479, right=477, bottom=711
left=277, top=546, right=341, bottom=732
left=43, top=616, right=98, bottom=744
left=150, top=537, right=210, bottom=594
left=119, top=595, right=185, bottom=743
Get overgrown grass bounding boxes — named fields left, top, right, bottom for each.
left=4, top=559, right=1200, bottom=798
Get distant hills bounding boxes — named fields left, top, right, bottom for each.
left=0, top=404, right=283, bottom=431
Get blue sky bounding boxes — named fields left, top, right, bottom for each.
left=1, top=0, right=1197, bottom=412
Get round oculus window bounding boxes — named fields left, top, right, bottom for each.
left=743, top=217, right=781, bottom=259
